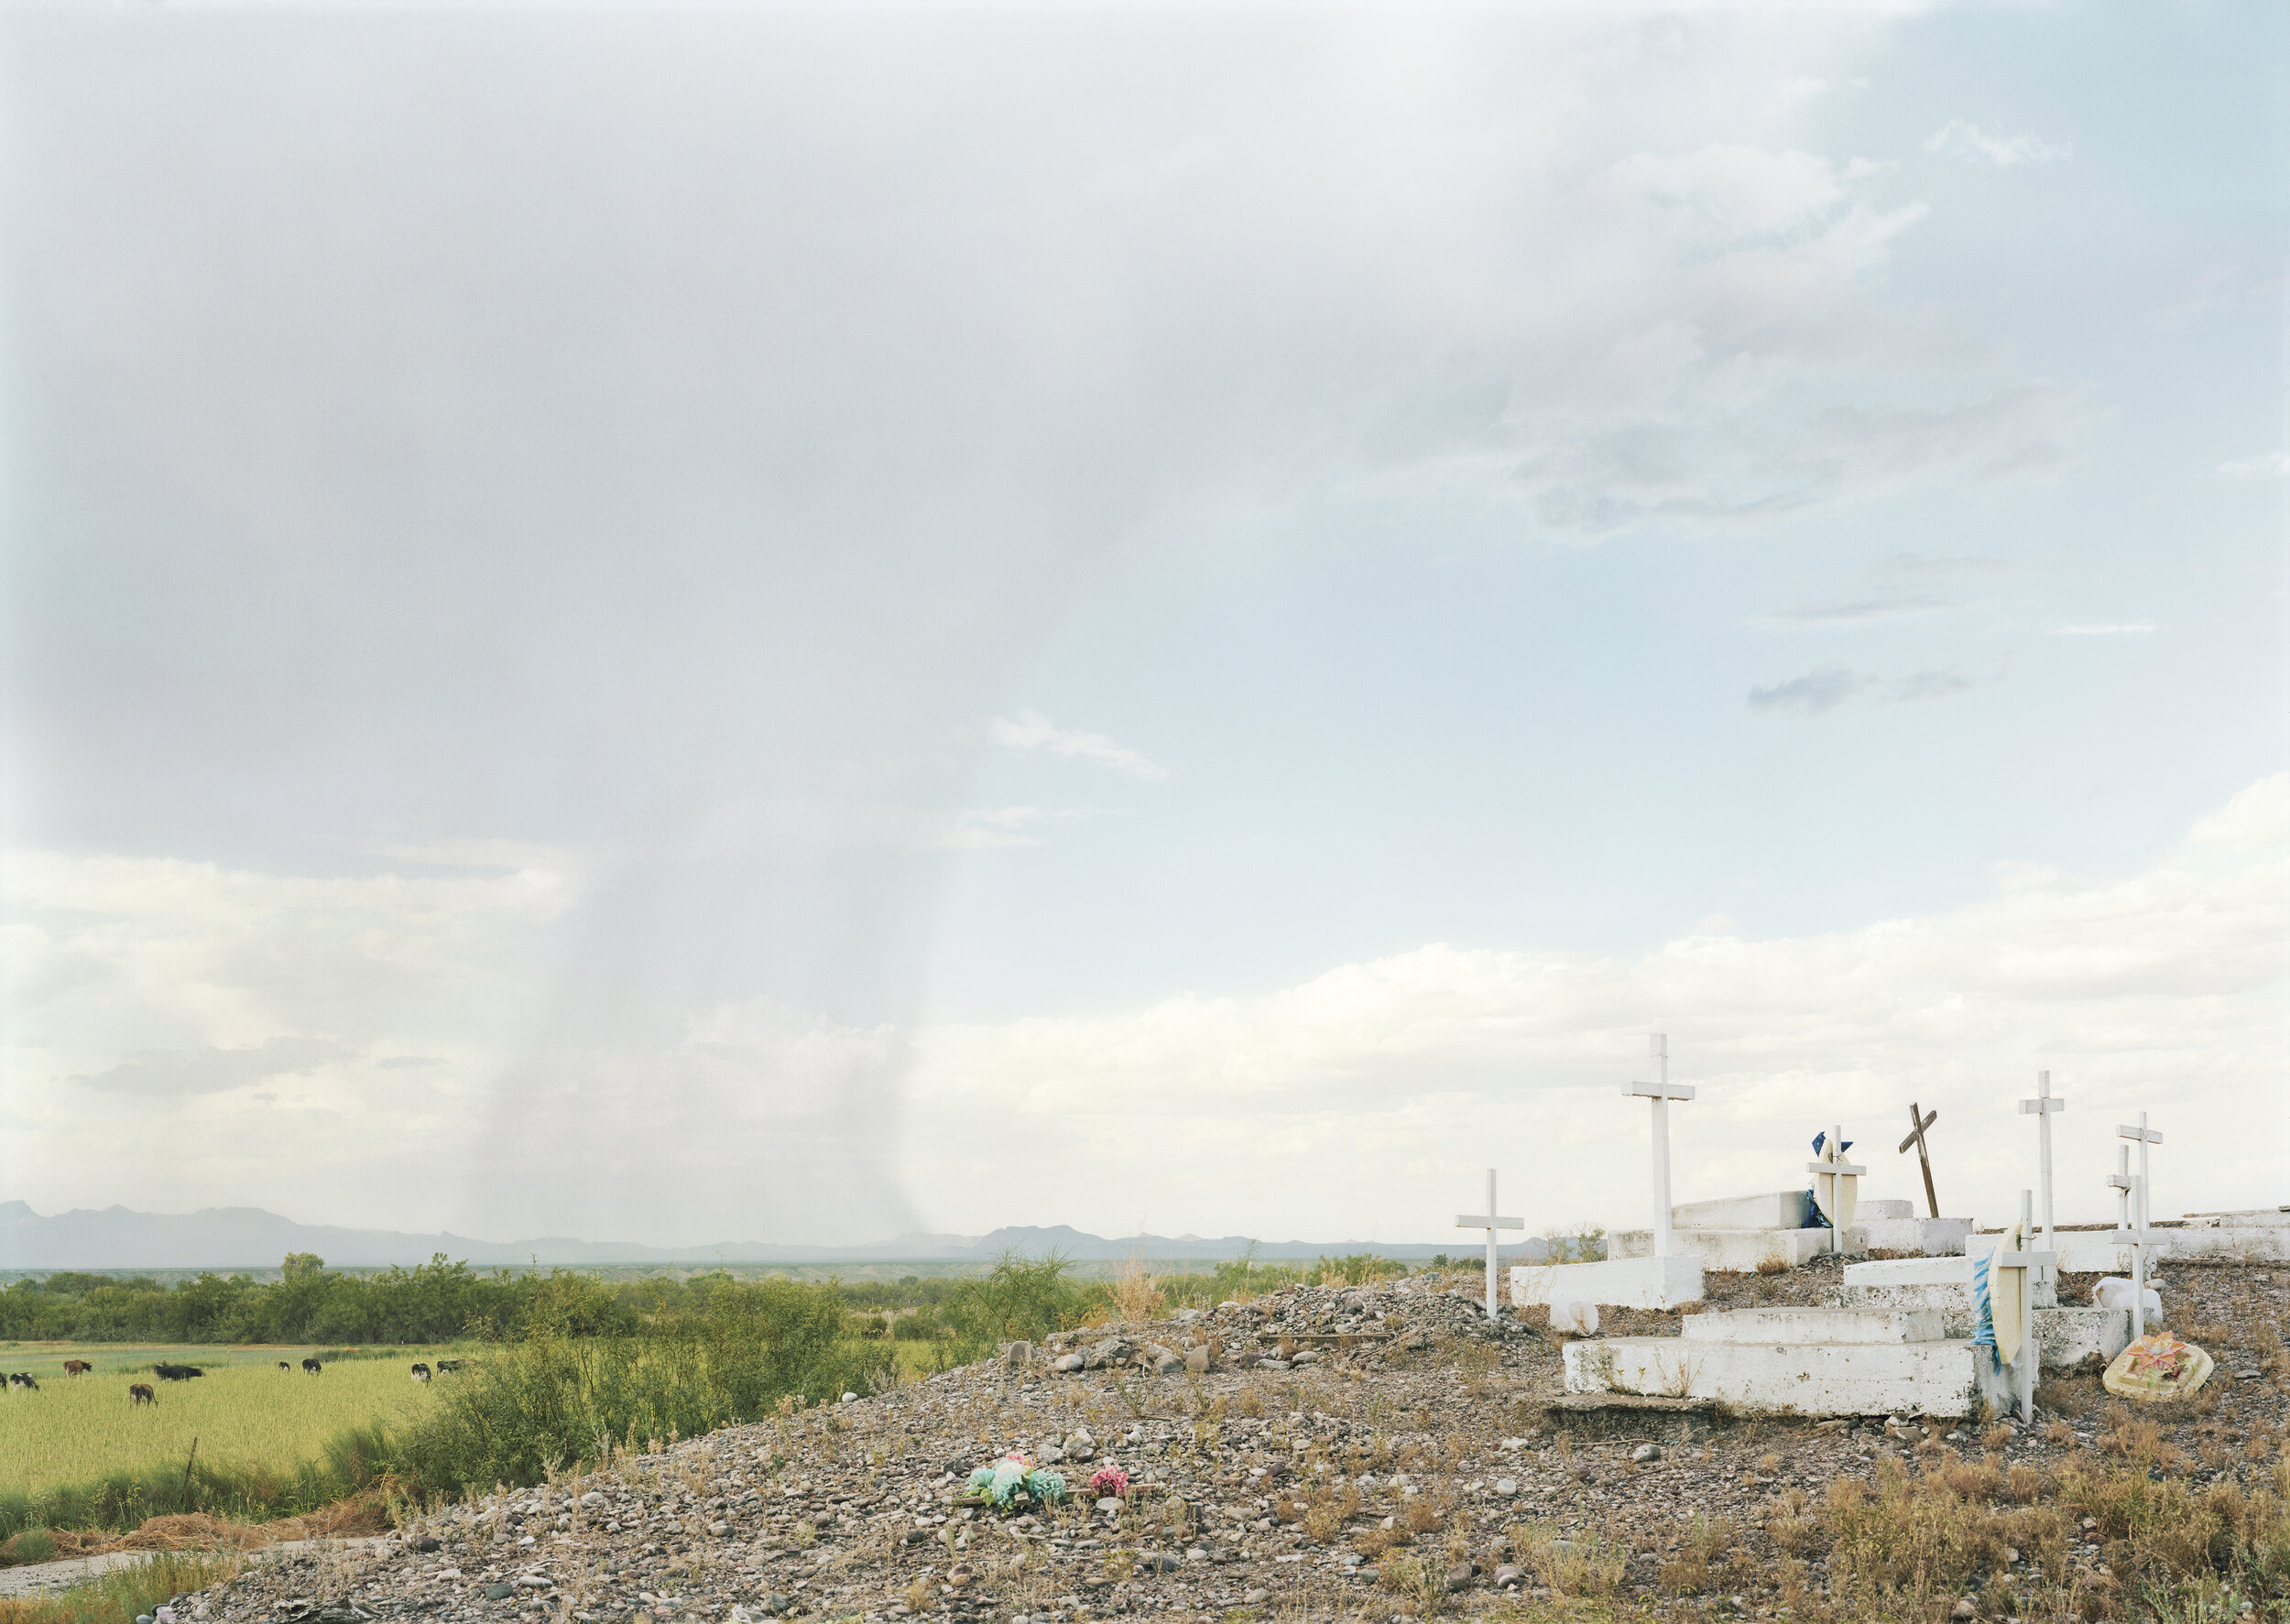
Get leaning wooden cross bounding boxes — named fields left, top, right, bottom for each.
left=1898, top=1103, right=1940, bottom=1219
left=1456, top=1168, right=1522, bottom=1323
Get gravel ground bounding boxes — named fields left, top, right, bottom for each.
left=157, top=1261, right=2286, bottom=1623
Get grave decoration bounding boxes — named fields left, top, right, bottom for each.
left=960, top=1452, right=1069, bottom=1511
left=2101, top=1331, right=2214, bottom=1402
left=1086, top=1464, right=1129, bottom=1499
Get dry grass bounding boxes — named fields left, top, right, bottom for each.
left=0, top=1551, right=244, bottom=1624
left=1107, top=1259, right=1165, bottom=1324
left=1510, top=1521, right=1626, bottom=1598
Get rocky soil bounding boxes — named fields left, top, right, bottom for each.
left=164, top=1261, right=2287, bottom=1624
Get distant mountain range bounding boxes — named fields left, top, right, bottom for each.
left=0, top=1202, right=1508, bottom=1271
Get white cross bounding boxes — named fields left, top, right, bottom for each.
left=1621, top=1033, right=1695, bottom=1257
left=2107, top=1146, right=2133, bottom=1230
left=1806, top=1124, right=1866, bottom=1256
left=1987, top=1189, right=2059, bottom=1420
left=2116, top=1113, right=2166, bottom=1344
left=1456, top=1168, right=1522, bottom=1323
left=2017, top=1071, right=2066, bottom=1287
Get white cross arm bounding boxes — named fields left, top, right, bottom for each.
left=2105, top=1172, right=2134, bottom=1190
left=1987, top=1250, right=2059, bottom=1270
left=1456, top=1214, right=1523, bottom=1229
left=2115, top=1230, right=2171, bottom=1248
left=2117, top=1124, right=2165, bottom=1144
left=2017, top=1098, right=2066, bottom=1114
left=1623, top=1081, right=1696, bottom=1100
left=1809, top=1158, right=1867, bottom=1177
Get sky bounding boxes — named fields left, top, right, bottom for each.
left=1, top=1, right=2283, bottom=1250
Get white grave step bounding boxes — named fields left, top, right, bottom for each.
left=1859, top=1216, right=1974, bottom=1256
left=1510, top=1255, right=1703, bottom=1311
left=1859, top=1200, right=1914, bottom=1220
left=1565, top=1335, right=2012, bottom=1419
left=1670, top=1191, right=1813, bottom=1230
left=1613, top=1226, right=1848, bottom=1271
left=1682, top=1307, right=1944, bottom=1345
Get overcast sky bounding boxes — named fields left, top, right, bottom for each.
left=2, top=2, right=2283, bottom=1249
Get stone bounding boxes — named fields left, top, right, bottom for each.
left=484, top=1587, right=514, bottom=1602
left=1630, top=1444, right=1662, bottom=1463
left=1444, top=1562, right=1476, bottom=1592
left=1183, top=1346, right=1210, bottom=1374
left=1494, top=1564, right=1522, bottom=1589
left=409, top=1536, right=441, bottom=1553
left=1151, top=1352, right=1183, bottom=1376
left=1052, top=1354, right=1085, bottom=1374
left=1096, top=1498, right=1120, bottom=1513
left=1142, top=1553, right=1180, bottom=1574
left=1511, top=1254, right=1703, bottom=1310
left=1494, top=1478, right=1518, bottom=1496
left=1005, top=1341, right=1032, bottom=1369
left=1952, top=1599, right=1977, bottom=1619
left=1243, top=1589, right=1270, bottom=1606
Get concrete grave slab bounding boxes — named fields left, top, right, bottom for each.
left=1613, top=1226, right=1848, bottom=1271
left=1859, top=1216, right=1974, bottom=1256
left=1510, top=1254, right=1703, bottom=1311
left=1669, top=1191, right=1814, bottom=1230
left=1564, top=1335, right=2012, bottom=1419
left=1682, top=1307, right=1944, bottom=1345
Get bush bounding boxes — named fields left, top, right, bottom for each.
left=390, top=1277, right=888, bottom=1499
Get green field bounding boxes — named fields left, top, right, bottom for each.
left=0, top=1346, right=452, bottom=1499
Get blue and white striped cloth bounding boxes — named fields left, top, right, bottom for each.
left=1969, top=1247, right=1996, bottom=1350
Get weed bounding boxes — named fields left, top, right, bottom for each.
left=1510, top=1521, right=1625, bottom=1598
left=0, top=1550, right=242, bottom=1624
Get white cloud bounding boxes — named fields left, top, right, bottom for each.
left=1925, top=120, right=2073, bottom=168
left=903, top=779, right=2287, bottom=1240
left=988, top=712, right=1169, bottom=779
left=2217, top=451, right=2290, bottom=478
left=1748, top=665, right=1874, bottom=716
left=2054, top=623, right=2156, bottom=637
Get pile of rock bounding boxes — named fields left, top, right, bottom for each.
left=1018, top=1281, right=1526, bottom=1379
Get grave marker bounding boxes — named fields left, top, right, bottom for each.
left=1988, top=1190, right=2058, bottom=1420
left=1622, top=1033, right=1694, bottom=1257
left=1898, top=1103, right=1941, bottom=1219
left=2017, top=1072, right=2066, bottom=1287
left=2116, top=1114, right=2166, bottom=1345
left=1455, top=1168, right=1522, bottom=1323
left=1807, top=1126, right=1864, bottom=1257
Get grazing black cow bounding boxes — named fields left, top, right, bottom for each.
left=301, top=1357, right=322, bottom=1375
left=435, top=1359, right=463, bottom=1374
left=8, top=1372, right=38, bottom=1391
left=153, top=1363, right=204, bottom=1382
left=278, top=1361, right=292, bottom=1372
left=129, top=1383, right=156, bottom=1405
left=62, top=1359, right=93, bottom=1377
left=409, top=1363, right=431, bottom=1382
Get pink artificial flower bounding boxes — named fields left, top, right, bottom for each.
left=1087, top=1464, right=1129, bottom=1498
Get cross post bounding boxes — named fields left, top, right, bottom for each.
left=1622, top=1033, right=1695, bottom=1257
left=1806, top=1124, right=1866, bottom=1256
left=2107, top=1146, right=2132, bottom=1230
left=1898, top=1102, right=1940, bottom=1219
left=1987, top=1189, right=2058, bottom=1420
left=2017, top=1072, right=2066, bottom=1287
left=2116, top=1114, right=2165, bottom=1346
left=1455, top=1167, right=1522, bottom=1323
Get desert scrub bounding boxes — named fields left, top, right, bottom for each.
left=391, top=1276, right=888, bottom=1499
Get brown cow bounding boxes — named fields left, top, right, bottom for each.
left=62, top=1359, right=92, bottom=1377
left=129, top=1383, right=156, bottom=1405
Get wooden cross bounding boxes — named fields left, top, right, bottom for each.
left=1622, top=1033, right=1695, bottom=1257
left=2017, top=1072, right=2066, bottom=1286
left=1455, top=1168, right=1522, bottom=1323
left=1898, top=1102, right=1940, bottom=1218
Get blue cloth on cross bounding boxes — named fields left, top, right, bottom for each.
left=1805, top=1130, right=1855, bottom=1229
